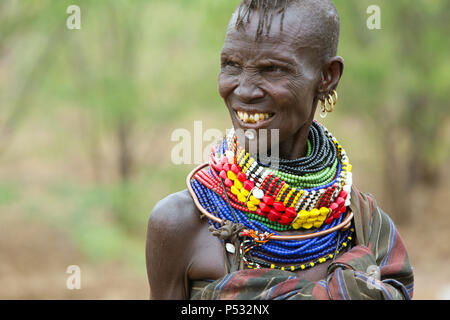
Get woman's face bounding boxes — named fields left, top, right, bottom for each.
left=218, top=9, right=324, bottom=152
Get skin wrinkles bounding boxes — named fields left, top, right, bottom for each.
left=220, top=11, right=324, bottom=160
left=146, top=2, right=344, bottom=299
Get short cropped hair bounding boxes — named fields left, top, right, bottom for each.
left=235, top=0, right=340, bottom=61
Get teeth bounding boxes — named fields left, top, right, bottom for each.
left=237, top=111, right=271, bottom=123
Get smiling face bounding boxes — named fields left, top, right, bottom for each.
left=218, top=5, right=342, bottom=159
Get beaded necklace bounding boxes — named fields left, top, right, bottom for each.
left=189, top=121, right=355, bottom=271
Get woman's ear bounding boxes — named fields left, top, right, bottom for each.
left=317, top=56, right=344, bottom=99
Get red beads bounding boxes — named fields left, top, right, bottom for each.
left=258, top=199, right=296, bottom=225
left=211, top=162, right=223, bottom=172
left=224, top=178, right=233, bottom=188
left=262, top=196, right=274, bottom=205
left=339, top=190, right=348, bottom=199
left=285, top=207, right=297, bottom=219
left=329, top=203, right=338, bottom=212
left=237, top=172, right=247, bottom=182
left=335, top=197, right=344, bottom=207
left=223, top=163, right=231, bottom=172
left=273, top=202, right=285, bottom=212
left=259, top=202, right=271, bottom=213
left=279, top=215, right=293, bottom=225
left=243, top=180, right=255, bottom=191
left=219, top=170, right=227, bottom=180
left=231, top=164, right=240, bottom=174
left=268, top=210, right=281, bottom=222
left=324, top=191, right=349, bottom=225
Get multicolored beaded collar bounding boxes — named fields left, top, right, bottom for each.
left=188, top=121, right=355, bottom=271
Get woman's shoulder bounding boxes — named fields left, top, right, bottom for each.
left=148, top=189, right=201, bottom=234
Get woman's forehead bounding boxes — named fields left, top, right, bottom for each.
left=221, top=38, right=301, bottom=67
left=223, top=8, right=318, bottom=57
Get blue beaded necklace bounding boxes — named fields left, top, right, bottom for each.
left=191, top=177, right=353, bottom=271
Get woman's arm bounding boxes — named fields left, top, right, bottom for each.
left=146, top=191, right=195, bottom=299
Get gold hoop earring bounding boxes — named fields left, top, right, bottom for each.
left=331, top=90, right=338, bottom=105
left=319, top=90, right=338, bottom=119
left=326, top=95, right=335, bottom=112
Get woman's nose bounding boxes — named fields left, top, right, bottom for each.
left=234, top=75, right=265, bottom=103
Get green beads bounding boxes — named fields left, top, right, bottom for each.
left=268, top=158, right=338, bottom=189
left=247, top=213, right=292, bottom=231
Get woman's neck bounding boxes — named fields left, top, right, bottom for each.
left=278, top=122, right=312, bottom=160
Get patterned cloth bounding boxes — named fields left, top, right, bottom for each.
left=191, top=188, right=414, bottom=300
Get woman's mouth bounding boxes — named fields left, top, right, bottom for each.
left=236, top=110, right=275, bottom=125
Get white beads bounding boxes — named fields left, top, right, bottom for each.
left=252, top=188, right=264, bottom=199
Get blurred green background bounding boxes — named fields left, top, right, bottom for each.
left=0, top=0, right=449, bottom=299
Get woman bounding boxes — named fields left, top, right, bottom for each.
left=146, top=0, right=414, bottom=300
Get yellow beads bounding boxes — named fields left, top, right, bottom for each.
left=313, top=221, right=323, bottom=228
left=234, top=179, right=243, bottom=190
left=227, top=171, right=237, bottom=181
left=283, top=188, right=296, bottom=206
left=291, top=207, right=331, bottom=230
left=242, top=158, right=254, bottom=173
left=241, top=188, right=250, bottom=197
left=275, top=253, right=332, bottom=272
left=290, top=190, right=304, bottom=208
left=275, top=184, right=289, bottom=201
left=249, top=195, right=260, bottom=206
left=231, top=186, right=240, bottom=195
left=302, top=223, right=313, bottom=229
left=237, top=193, right=247, bottom=203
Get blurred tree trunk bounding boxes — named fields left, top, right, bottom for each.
left=378, top=92, right=446, bottom=224
left=379, top=127, right=410, bottom=224
left=117, top=117, right=133, bottom=183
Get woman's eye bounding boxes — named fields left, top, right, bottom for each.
left=263, top=65, right=284, bottom=73
left=225, top=61, right=240, bottom=68
left=222, top=60, right=242, bottom=74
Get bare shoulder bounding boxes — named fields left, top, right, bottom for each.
left=147, top=189, right=201, bottom=235
left=146, top=189, right=203, bottom=299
